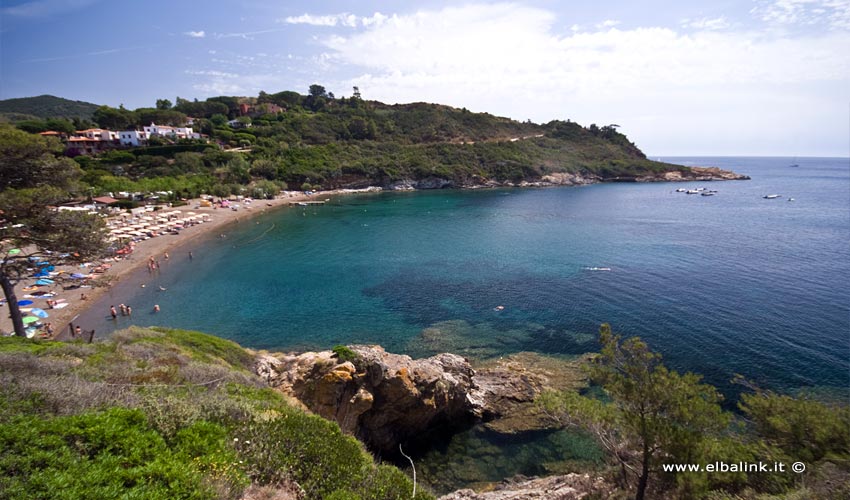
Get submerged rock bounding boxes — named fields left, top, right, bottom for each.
left=439, top=473, right=609, bottom=499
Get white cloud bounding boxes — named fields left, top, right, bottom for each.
left=681, top=16, right=730, bottom=31
left=184, top=30, right=206, bottom=38
left=751, top=0, right=850, bottom=30
left=186, top=69, right=240, bottom=78
left=281, top=12, right=390, bottom=28
left=596, top=19, right=621, bottom=29
left=318, top=2, right=849, bottom=155
left=284, top=14, right=340, bottom=26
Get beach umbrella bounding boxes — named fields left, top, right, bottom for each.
left=35, top=279, right=54, bottom=285
left=7, top=248, right=21, bottom=255
left=17, top=300, right=33, bottom=306
left=33, top=271, right=49, bottom=277
left=30, top=308, right=49, bottom=318
left=22, top=316, right=39, bottom=324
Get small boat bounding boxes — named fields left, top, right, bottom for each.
left=763, top=194, right=781, bottom=199
left=788, top=198, right=795, bottom=202
left=701, top=192, right=715, bottom=196
left=686, top=189, right=700, bottom=194
left=675, top=188, right=687, bottom=192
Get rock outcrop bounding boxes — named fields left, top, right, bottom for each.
left=439, top=473, right=610, bottom=500
left=257, top=346, right=479, bottom=452
left=255, top=347, right=575, bottom=452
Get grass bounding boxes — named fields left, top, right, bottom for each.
left=0, top=326, right=433, bottom=499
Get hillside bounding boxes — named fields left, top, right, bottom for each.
left=0, top=327, right=430, bottom=500
left=54, top=90, right=747, bottom=199
left=0, top=94, right=100, bottom=120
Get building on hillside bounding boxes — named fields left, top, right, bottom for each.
left=76, top=128, right=119, bottom=141
left=143, top=123, right=201, bottom=140
left=65, top=136, right=115, bottom=155
left=118, top=130, right=148, bottom=147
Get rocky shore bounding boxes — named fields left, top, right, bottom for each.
left=256, top=345, right=592, bottom=451
left=255, top=345, right=605, bottom=497
left=377, top=166, right=749, bottom=191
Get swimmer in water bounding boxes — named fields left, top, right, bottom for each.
left=153, top=304, right=160, bottom=313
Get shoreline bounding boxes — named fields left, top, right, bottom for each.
left=2, top=189, right=372, bottom=340
left=5, top=168, right=746, bottom=340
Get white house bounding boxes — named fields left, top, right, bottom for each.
left=143, top=123, right=201, bottom=140
left=118, top=130, right=147, bottom=147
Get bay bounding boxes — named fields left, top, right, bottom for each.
left=81, top=156, right=850, bottom=398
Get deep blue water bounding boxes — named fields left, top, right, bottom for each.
left=81, top=156, right=850, bottom=399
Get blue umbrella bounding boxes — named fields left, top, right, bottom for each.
left=17, top=300, right=33, bottom=306
left=33, top=271, right=49, bottom=277
left=30, top=308, right=49, bottom=318
left=35, top=279, right=54, bottom=285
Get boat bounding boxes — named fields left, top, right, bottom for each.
left=701, top=192, right=715, bottom=196
left=763, top=194, right=781, bottom=199
left=686, top=189, right=700, bottom=194
left=675, top=188, right=687, bottom=192
left=788, top=198, right=795, bottom=202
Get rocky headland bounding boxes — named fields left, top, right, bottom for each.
left=380, top=166, right=749, bottom=191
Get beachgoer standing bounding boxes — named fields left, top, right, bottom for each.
left=110, top=305, right=117, bottom=320
left=126, top=306, right=132, bottom=316
left=164, top=252, right=169, bottom=260
left=120, top=303, right=127, bottom=316
left=74, top=325, right=81, bottom=338
left=45, top=323, right=54, bottom=337
left=188, top=251, right=194, bottom=260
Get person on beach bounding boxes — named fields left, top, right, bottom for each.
left=164, top=252, right=169, bottom=260
left=126, top=306, right=132, bottom=316
left=188, top=251, right=194, bottom=260
left=74, top=325, right=81, bottom=338
left=120, top=304, right=127, bottom=316
left=110, top=305, right=117, bottom=320
left=45, top=323, right=54, bottom=337
left=80, top=293, right=88, bottom=301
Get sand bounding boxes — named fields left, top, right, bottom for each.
left=1, top=190, right=367, bottom=339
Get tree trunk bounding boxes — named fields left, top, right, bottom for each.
left=1, top=274, right=26, bottom=337
left=635, top=442, right=650, bottom=500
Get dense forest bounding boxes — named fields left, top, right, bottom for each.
left=0, top=87, right=686, bottom=200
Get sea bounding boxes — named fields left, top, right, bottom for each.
left=77, top=156, right=850, bottom=492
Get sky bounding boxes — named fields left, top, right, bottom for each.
left=1, top=0, right=849, bottom=156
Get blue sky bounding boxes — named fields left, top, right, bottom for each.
left=1, top=0, right=848, bottom=156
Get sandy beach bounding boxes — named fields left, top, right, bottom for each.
left=1, top=189, right=372, bottom=340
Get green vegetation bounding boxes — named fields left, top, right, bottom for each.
left=0, top=94, right=100, bottom=120
left=333, top=345, right=359, bottom=363
left=3, top=87, right=692, bottom=202
left=540, top=324, right=850, bottom=500
left=0, top=327, right=432, bottom=499
left=0, top=126, right=108, bottom=337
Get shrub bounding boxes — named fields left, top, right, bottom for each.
left=332, top=345, right=358, bottom=363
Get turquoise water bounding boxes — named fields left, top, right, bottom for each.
left=81, top=156, right=850, bottom=399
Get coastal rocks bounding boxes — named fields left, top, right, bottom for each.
left=439, top=473, right=610, bottom=500
left=539, top=172, right=601, bottom=186
left=386, top=178, right=455, bottom=190
left=258, top=345, right=478, bottom=452
left=470, top=352, right=590, bottom=434
left=638, top=166, right=750, bottom=182
left=256, top=345, right=592, bottom=451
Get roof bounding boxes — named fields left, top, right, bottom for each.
left=92, top=196, right=118, bottom=204
left=39, top=131, right=62, bottom=135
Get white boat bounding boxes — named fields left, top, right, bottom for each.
left=686, top=189, right=700, bottom=194
left=675, top=188, right=687, bottom=192
left=763, top=194, right=781, bottom=199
